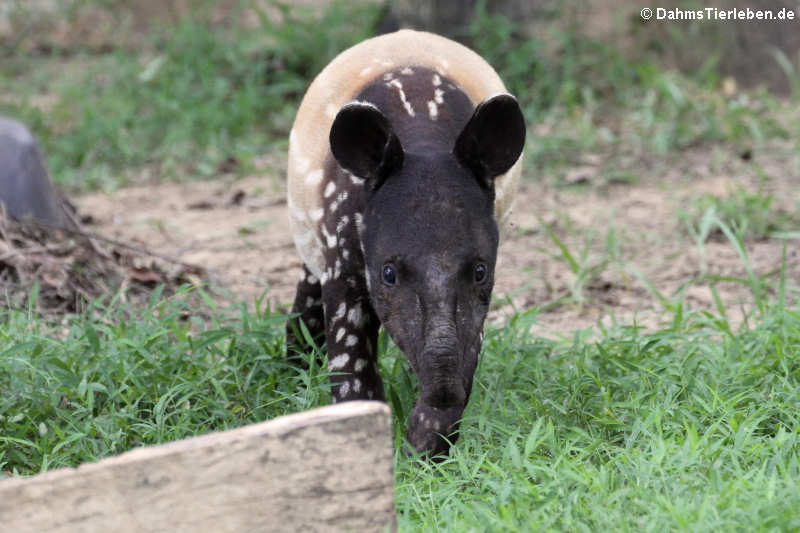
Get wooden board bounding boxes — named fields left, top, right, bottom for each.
left=0, top=401, right=396, bottom=532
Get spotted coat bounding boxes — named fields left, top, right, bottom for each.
left=285, top=30, right=524, bottom=457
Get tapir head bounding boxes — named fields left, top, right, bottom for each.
left=330, top=94, right=526, bottom=457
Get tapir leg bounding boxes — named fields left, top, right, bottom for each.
left=286, top=264, right=326, bottom=366
left=320, top=276, right=385, bottom=403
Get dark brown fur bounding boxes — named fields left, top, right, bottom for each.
left=287, top=66, right=525, bottom=457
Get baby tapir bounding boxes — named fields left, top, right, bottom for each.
left=286, top=30, right=525, bottom=457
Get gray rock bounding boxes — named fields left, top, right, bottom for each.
left=0, top=116, right=67, bottom=227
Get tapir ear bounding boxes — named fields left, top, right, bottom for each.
left=330, top=102, right=404, bottom=189
left=453, top=93, right=526, bottom=187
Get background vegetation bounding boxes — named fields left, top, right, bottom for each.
left=2, top=0, right=796, bottom=190
left=1, top=1, right=798, bottom=530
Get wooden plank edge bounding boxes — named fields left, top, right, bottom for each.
left=0, top=401, right=392, bottom=487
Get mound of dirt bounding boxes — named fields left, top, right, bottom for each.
left=0, top=204, right=203, bottom=315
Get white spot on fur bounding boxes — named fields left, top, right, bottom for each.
left=347, top=304, right=363, bottom=326
left=336, top=328, right=346, bottom=342
left=333, top=259, right=341, bottom=279
left=307, top=273, right=319, bottom=284
left=322, top=225, right=337, bottom=249
left=427, top=101, right=438, bottom=120
left=387, top=79, right=415, bottom=117
left=354, top=359, right=367, bottom=372
left=367, top=390, right=374, bottom=399
left=432, top=74, right=441, bottom=86
left=306, top=296, right=315, bottom=308
left=336, top=215, right=350, bottom=235
left=434, top=88, right=444, bottom=104
left=349, top=173, right=365, bottom=186
left=306, top=169, right=323, bottom=186
left=383, top=72, right=394, bottom=81
left=342, top=249, right=350, bottom=260
left=323, top=181, right=336, bottom=198
left=333, top=302, right=347, bottom=322
left=339, top=381, right=350, bottom=396
left=345, top=334, right=358, bottom=347
left=353, top=379, right=362, bottom=393
left=400, top=67, right=414, bottom=75
left=329, top=353, right=349, bottom=370
left=330, top=192, right=348, bottom=215
left=310, top=208, right=324, bottom=222
left=354, top=213, right=365, bottom=235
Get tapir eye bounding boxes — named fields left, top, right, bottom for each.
left=381, top=264, right=397, bottom=286
left=474, top=263, right=488, bottom=284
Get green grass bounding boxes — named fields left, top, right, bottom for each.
left=465, top=1, right=794, bottom=180
left=2, top=2, right=800, bottom=530
left=2, top=280, right=799, bottom=530
left=396, top=304, right=800, bottom=531
left=2, top=0, right=797, bottom=191
left=1, top=1, right=382, bottom=190
left=680, top=179, right=800, bottom=243
left=0, top=288, right=333, bottom=473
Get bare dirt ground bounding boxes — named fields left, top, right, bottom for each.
left=76, top=143, right=800, bottom=338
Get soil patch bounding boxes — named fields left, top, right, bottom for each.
left=0, top=204, right=201, bottom=315
left=74, top=144, right=799, bottom=337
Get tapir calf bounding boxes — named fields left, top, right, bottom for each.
left=286, top=30, right=525, bottom=456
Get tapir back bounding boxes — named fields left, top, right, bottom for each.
left=287, top=29, right=521, bottom=279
